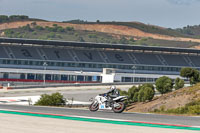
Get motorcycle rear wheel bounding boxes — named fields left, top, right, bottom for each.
left=89, top=101, right=99, bottom=112
left=112, top=102, right=126, bottom=113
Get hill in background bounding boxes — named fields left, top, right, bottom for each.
left=1, top=15, right=200, bottom=48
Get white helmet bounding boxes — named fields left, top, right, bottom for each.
left=110, top=86, right=116, bottom=91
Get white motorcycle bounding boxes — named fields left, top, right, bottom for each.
left=89, top=93, right=127, bottom=113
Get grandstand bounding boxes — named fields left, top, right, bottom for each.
left=0, top=37, right=199, bottom=84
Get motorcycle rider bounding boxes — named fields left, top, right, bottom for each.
left=106, top=86, right=120, bottom=107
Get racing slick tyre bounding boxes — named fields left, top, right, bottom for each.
left=112, top=102, right=126, bottom=113
left=89, top=101, right=99, bottom=112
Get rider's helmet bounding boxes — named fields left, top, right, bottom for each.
left=110, top=86, right=116, bottom=92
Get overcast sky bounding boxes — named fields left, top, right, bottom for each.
left=0, top=0, right=200, bottom=28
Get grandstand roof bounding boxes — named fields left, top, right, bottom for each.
left=0, top=37, right=200, bottom=54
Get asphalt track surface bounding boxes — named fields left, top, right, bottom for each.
left=0, top=104, right=200, bottom=127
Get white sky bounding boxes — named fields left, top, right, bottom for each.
left=0, top=0, right=200, bottom=28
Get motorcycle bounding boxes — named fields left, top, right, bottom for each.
left=89, top=93, right=127, bottom=113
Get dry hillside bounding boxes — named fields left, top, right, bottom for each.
left=126, top=83, right=200, bottom=113
left=1, top=21, right=200, bottom=43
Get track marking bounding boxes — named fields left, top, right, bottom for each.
left=0, top=109, right=200, bottom=131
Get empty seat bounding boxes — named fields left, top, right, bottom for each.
left=162, top=54, right=189, bottom=66
left=0, top=46, right=9, bottom=58
left=188, top=56, right=200, bottom=67
left=105, top=52, right=133, bottom=64
left=42, top=48, right=74, bottom=61
left=74, top=50, right=104, bottom=63
left=133, top=53, right=162, bottom=65
left=9, top=46, right=42, bottom=59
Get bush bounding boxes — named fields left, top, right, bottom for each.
left=119, top=89, right=128, bottom=96
left=126, top=83, right=155, bottom=102
left=35, top=25, right=44, bottom=30
left=0, top=15, right=9, bottom=23
left=35, top=92, right=66, bottom=106
left=128, top=86, right=139, bottom=101
left=174, top=77, right=184, bottom=90
left=156, top=76, right=173, bottom=94
left=143, top=87, right=155, bottom=101
left=180, top=67, right=200, bottom=85
left=21, top=24, right=33, bottom=31
left=46, top=32, right=56, bottom=38
left=138, top=89, right=145, bottom=102
left=88, top=34, right=97, bottom=38
left=133, top=92, right=139, bottom=102
left=66, top=26, right=74, bottom=31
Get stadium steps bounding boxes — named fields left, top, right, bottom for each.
left=98, top=51, right=110, bottom=63
left=156, top=55, right=168, bottom=66
left=37, top=48, right=48, bottom=60
left=183, top=56, right=195, bottom=67
left=67, top=50, right=80, bottom=62
left=3, top=47, right=15, bottom=58
left=128, top=53, right=140, bottom=64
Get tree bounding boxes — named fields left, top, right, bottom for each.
left=0, top=15, right=9, bottom=23
left=21, top=24, right=33, bottom=31
left=128, top=86, right=139, bottom=101
left=155, top=76, right=173, bottom=94
left=180, top=67, right=200, bottom=85
left=180, top=67, right=194, bottom=79
left=138, top=89, right=145, bottom=102
left=174, top=77, right=184, bottom=90
left=133, top=92, right=139, bottom=102
left=143, top=87, right=155, bottom=101
left=141, top=83, right=154, bottom=90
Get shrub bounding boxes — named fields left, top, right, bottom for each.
left=128, top=86, right=139, bottom=101
left=119, top=89, right=128, bottom=96
left=21, top=24, right=33, bottom=31
left=180, top=67, right=200, bottom=85
left=174, top=77, right=184, bottom=90
left=133, top=92, right=139, bottom=102
left=156, top=76, right=173, bottom=94
left=143, top=87, right=155, bottom=101
left=35, top=92, right=66, bottom=106
left=35, top=25, right=44, bottom=30
left=0, top=15, right=9, bottom=23
left=138, top=89, right=145, bottom=102
left=46, top=32, right=56, bottom=38
left=66, top=26, right=74, bottom=31
left=88, top=34, right=97, bottom=38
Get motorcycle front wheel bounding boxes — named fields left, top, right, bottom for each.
left=89, top=101, right=99, bottom=112
left=112, top=102, right=126, bottom=113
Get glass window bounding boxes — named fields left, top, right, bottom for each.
left=27, top=73, right=35, bottom=80
left=36, top=74, right=43, bottom=80
left=3, top=73, right=9, bottom=79
left=85, top=76, right=92, bottom=81
left=69, top=75, right=76, bottom=81
left=45, top=74, right=51, bottom=80
left=52, top=75, right=60, bottom=80
left=122, top=77, right=132, bottom=82
left=77, top=75, right=84, bottom=81
left=20, top=74, right=26, bottom=79
left=61, top=75, right=68, bottom=81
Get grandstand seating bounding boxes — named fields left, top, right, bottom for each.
left=162, top=54, right=189, bottom=66
left=1, top=38, right=200, bottom=84
left=0, top=46, right=10, bottom=58
left=1, top=45, right=200, bottom=68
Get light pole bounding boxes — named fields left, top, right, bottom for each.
left=43, top=62, right=48, bottom=85
left=132, top=66, right=136, bottom=83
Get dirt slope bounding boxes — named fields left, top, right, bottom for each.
left=126, top=84, right=200, bottom=113
left=1, top=21, right=200, bottom=43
